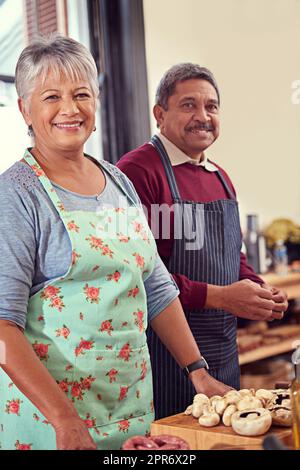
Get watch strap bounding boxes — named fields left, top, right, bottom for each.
left=183, top=357, right=209, bottom=377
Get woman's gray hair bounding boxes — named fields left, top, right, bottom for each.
left=15, top=34, right=99, bottom=103
left=155, top=63, right=220, bottom=110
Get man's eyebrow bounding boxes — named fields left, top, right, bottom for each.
left=179, top=96, right=196, bottom=103
left=207, top=99, right=219, bottom=105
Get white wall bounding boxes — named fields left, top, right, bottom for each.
left=143, top=0, right=300, bottom=231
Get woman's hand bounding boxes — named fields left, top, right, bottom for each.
left=53, top=416, right=97, bottom=450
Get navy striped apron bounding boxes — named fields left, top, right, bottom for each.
left=147, top=135, right=241, bottom=419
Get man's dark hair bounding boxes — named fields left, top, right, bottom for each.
left=155, top=63, right=220, bottom=110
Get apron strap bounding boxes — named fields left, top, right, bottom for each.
left=150, top=135, right=182, bottom=202
left=215, top=170, right=236, bottom=201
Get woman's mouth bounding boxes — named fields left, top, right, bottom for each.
left=53, top=121, right=83, bottom=129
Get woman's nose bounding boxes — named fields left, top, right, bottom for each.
left=59, top=98, right=79, bottom=115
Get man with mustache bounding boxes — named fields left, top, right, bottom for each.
left=117, top=63, right=288, bottom=419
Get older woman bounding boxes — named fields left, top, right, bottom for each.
left=0, top=35, right=231, bottom=450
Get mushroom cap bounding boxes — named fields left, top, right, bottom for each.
left=269, top=406, right=292, bottom=427
left=237, top=396, right=263, bottom=411
left=231, top=408, right=272, bottom=436
left=193, top=393, right=210, bottom=404
left=224, top=390, right=242, bottom=405
left=255, top=389, right=275, bottom=402
left=184, top=404, right=193, bottom=415
left=222, top=404, right=237, bottom=426
left=198, top=406, right=220, bottom=427
left=239, top=388, right=255, bottom=397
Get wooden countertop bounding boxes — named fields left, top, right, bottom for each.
left=151, top=413, right=293, bottom=450
left=261, top=270, right=300, bottom=299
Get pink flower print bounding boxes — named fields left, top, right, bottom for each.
left=41, top=285, right=61, bottom=300
left=101, top=244, right=114, bottom=258
left=75, top=339, right=95, bottom=357
left=140, top=359, right=147, bottom=380
left=106, top=271, right=121, bottom=282
left=83, top=414, right=99, bottom=434
left=141, top=231, right=150, bottom=244
left=115, top=208, right=125, bottom=213
left=97, top=394, right=102, bottom=401
left=72, top=250, right=81, bottom=266
left=133, top=309, right=144, bottom=333
left=86, top=235, right=104, bottom=250
left=133, top=252, right=145, bottom=269
left=67, top=220, right=80, bottom=233
left=136, top=390, right=141, bottom=399
left=71, top=382, right=84, bottom=401
left=106, top=368, right=118, bottom=383
left=99, top=319, right=114, bottom=336
left=128, top=286, right=139, bottom=298
left=32, top=342, right=50, bottom=361
left=122, top=322, right=128, bottom=327
left=55, top=324, right=70, bottom=339
left=8, top=383, right=14, bottom=389
left=15, top=440, right=32, bottom=450
left=118, top=342, right=131, bottom=362
left=84, top=283, right=100, bottom=304
left=119, top=386, right=129, bottom=401
left=38, top=315, right=44, bottom=322
left=31, top=164, right=45, bottom=177
left=133, top=221, right=143, bottom=233
left=79, top=312, right=84, bottom=321
left=58, top=379, right=70, bottom=394
left=81, top=375, right=96, bottom=391
left=57, top=201, right=65, bottom=212
left=118, top=232, right=130, bottom=243
left=50, top=296, right=65, bottom=312
left=114, top=298, right=119, bottom=306
left=5, top=399, right=22, bottom=415
left=33, top=413, right=40, bottom=421
left=118, top=419, right=130, bottom=433
left=65, top=364, right=73, bottom=371
left=96, top=355, right=104, bottom=361
left=92, top=265, right=100, bottom=272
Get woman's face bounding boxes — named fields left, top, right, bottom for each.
left=19, top=70, right=96, bottom=154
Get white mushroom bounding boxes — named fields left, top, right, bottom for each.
left=192, top=402, right=205, bottom=418
left=269, top=406, right=292, bottom=427
left=255, top=389, right=275, bottom=402
left=214, top=397, right=227, bottom=416
left=198, top=405, right=220, bottom=427
left=193, top=393, right=210, bottom=404
left=222, top=404, right=237, bottom=426
left=184, top=404, right=193, bottom=415
left=237, top=396, right=262, bottom=411
left=210, top=395, right=222, bottom=406
left=224, top=390, right=242, bottom=405
left=231, top=408, right=272, bottom=436
left=239, top=388, right=255, bottom=397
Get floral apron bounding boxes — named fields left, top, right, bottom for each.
left=0, top=150, right=156, bottom=450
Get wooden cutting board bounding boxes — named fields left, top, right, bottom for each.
left=151, top=413, right=293, bottom=450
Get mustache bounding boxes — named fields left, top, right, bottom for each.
left=186, top=123, right=214, bottom=132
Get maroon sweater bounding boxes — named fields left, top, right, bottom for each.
left=117, top=143, right=263, bottom=311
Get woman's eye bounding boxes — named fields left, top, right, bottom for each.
left=75, top=93, right=91, bottom=99
left=44, top=95, right=59, bottom=101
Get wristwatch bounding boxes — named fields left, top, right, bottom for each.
left=183, top=357, right=209, bottom=377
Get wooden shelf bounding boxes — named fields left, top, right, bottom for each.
left=239, top=337, right=300, bottom=365
left=261, top=270, right=300, bottom=299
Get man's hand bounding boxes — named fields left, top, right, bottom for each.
left=207, top=279, right=276, bottom=320
left=53, top=416, right=97, bottom=450
left=261, top=283, right=288, bottom=320
left=189, top=368, right=233, bottom=397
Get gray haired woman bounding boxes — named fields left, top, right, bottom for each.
left=0, top=35, right=231, bottom=451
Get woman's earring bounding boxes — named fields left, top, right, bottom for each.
left=93, top=126, right=96, bottom=132
left=27, top=125, right=34, bottom=137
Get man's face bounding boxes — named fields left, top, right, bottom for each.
left=154, top=79, right=220, bottom=159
